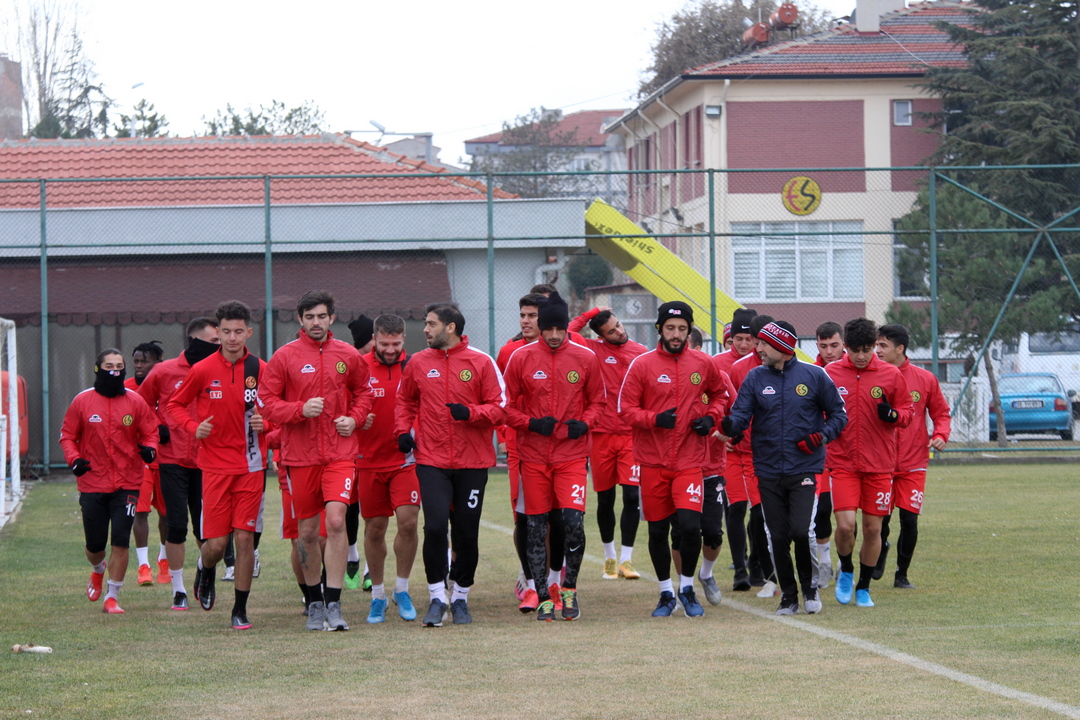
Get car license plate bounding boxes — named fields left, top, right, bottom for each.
left=1012, top=400, right=1043, bottom=409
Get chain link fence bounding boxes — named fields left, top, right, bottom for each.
left=2, top=166, right=1078, bottom=469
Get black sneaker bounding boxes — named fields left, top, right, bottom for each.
left=423, top=599, right=447, bottom=627
left=732, top=569, right=752, bottom=592
left=776, top=595, right=800, bottom=615
left=678, top=586, right=704, bottom=617
left=193, top=566, right=203, bottom=603
left=537, top=599, right=556, bottom=622
left=560, top=589, right=580, bottom=621
left=894, top=573, right=916, bottom=589
left=450, top=599, right=472, bottom=625
left=872, top=540, right=890, bottom=581
left=171, top=591, right=189, bottom=611
left=231, top=612, right=252, bottom=630
left=198, top=565, right=216, bottom=611
left=651, top=591, right=677, bottom=617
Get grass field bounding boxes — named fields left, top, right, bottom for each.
left=2, top=464, right=1079, bottom=720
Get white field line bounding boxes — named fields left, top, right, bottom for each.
left=479, top=518, right=1080, bottom=719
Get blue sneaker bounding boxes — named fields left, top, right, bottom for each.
left=367, top=597, right=387, bottom=624
left=855, top=588, right=875, bottom=607
left=835, top=571, right=854, bottom=605
left=651, top=591, right=677, bottom=617
left=393, top=590, right=417, bottom=621
left=678, top=586, right=704, bottom=618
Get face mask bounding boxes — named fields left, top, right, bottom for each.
left=185, top=337, right=219, bottom=365
left=93, top=366, right=126, bottom=397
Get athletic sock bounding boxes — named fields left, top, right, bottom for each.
left=196, top=556, right=205, bottom=571
left=233, top=589, right=249, bottom=615
left=658, top=578, right=674, bottom=595
left=91, top=561, right=106, bottom=574
left=157, top=544, right=168, bottom=562
left=136, top=546, right=149, bottom=566
left=679, top=574, right=695, bottom=592
left=817, top=540, right=831, bottom=565
left=171, top=568, right=185, bottom=595
left=450, top=584, right=470, bottom=604
left=838, top=552, right=854, bottom=574
left=324, top=586, right=342, bottom=604
left=526, top=579, right=536, bottom=591
left=602, top=541, right=617, bottom=561
left=347, top=543, right=360, bottom=563
left=105, top=579, right=122, bottom=601
left=371, top=583, right=386, bottom=600
left=363, top=562, right=370, bottom=575
left=620, top=545, right=634, bottom=563
left=304, top=583, right=324, bottom=605
left=428, top=582, right=447, bottom=603
left=394, top=577, right=409, bottom=594
left=856, top=562, right=874, bottom=591
left=547, top=569, right=561, bottom=587
left=699, top=557, right=717, bottom=580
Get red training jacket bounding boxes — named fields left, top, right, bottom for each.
left=895, top=358, right=951, bottom=472
left=567, top=308, right=648, bottom=436
left=824, top=354, right=914, bottom=473
left=138, top=355, right=200, bottom=468
left=356, top=350, right=410, bottom=470
left=60, top=387, right=158, bottom=493
left=703, top=355, right=737, bottom=478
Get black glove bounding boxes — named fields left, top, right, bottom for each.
left=655, top=407, right=677, bottom=429
left=528, top=416, right=557, bottom=436
left=138, top=445, right=156, bottom=464
left=729, top=431, right=744, bottom=445
left=878, top=399, right=899, bottom=423
left=446, top=403, right=471, bottom=421
left=796, top=433, right=823, bottom=455
left=564, top=419, right=588, bottom=440
left=691, top=415, right=715, bottom=437
left=720, top=416, right=736, bottom=437
left=397, top=433, right=416, bottom=454
left=72, top=458, right=91, bottom=477
left=158, top=424, right=171, bottom=445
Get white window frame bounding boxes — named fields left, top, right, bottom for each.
left=893, top=100, right=913, bottom=127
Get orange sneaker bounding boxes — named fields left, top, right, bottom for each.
left=518, top=588, right=539, bottom=613
left=548, top=583, right=563, bottom=611
left=87, top=567, right=105, bottom=602
left=137, top=564, right=153, bottom=586
left=102, top=597, right=125, bottom=614
left=156, top=558, right=171, bottom=584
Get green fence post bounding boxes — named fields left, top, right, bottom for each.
left=39, top=180, right=50, bottom=473
left=708, top=169, right=717, bottom=353
left=929, top=167, right=939, bottom=379
left=487, top=172, right=495, bottom=357
left=264, top=176, right=273, bottom=359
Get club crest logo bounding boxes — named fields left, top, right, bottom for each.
left=701, top=393, right=709, bottom=404
left=911, top=390, right=922, bottom=403
left=301, top=364, right=316, bottom=374
left=427, top=369, right=440, bottom=378
left=566, top=371, right=580, bottom=384
left=870, top=386, right=884, bottom=399
left=795, top=384, right=809, bottom=397
left=122, top=414, right=134, bottom=426
left=245, top=376, right=257, bottom=389
left=605, top=356, right=617, bottom=364
left=459, top=369, right=473, bottom=382
left=689, top=372, right=702, bottom=385
left=762, top=386, right=776, bottom=395
left=336, top=361, right=347, bottom=374
left=657, top=374, right=672, bottom=384
left=533, top=371, right=548, bottom=380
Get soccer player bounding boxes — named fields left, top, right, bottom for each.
left=166, top=301, right=270, bottom=629
left=567, top=306, right=647, bottom=581
left=825, top=317, right=914, bottom=608
left=618, top=301, right=727, bottom=618
left=137, top=318, right=220, bottom=610
left=395, top=302, right=506, bottom=626
left=60, top=348, right=158, bottom=614
left=345, top=314, right=374, bottom=591
left=695, top=356, right=737, bottom=605
left=719, top=321, right=847, bottom=614
left=504, top=292, right=605, bottom=621
left=874, top=323, right=951, bottom=588
left=722, top=323, right=733, bottom=351
left=356, top=314, right=421, bottom=623
left=811, top=321, right=845, bottom=589
left=124, top=341, right=170, bottom=587
left=261, top=291, right=373, bottom=631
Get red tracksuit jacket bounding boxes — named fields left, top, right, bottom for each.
left=138, top=355, right=200, bottom=468
left=60, top=388, right=158, bottom=493
left=824, top=354, right=914, bottom=473
left=356, top=350, right=409, bottom=470
left=566, top=309, right=648, bottom=436
left=703, top=354, right=737, bottom=478
left=895, top=358, right=951, bottom=472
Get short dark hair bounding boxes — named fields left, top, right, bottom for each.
left=530, top=283, right=557, bottom=295
left=297, top=290, right=335, bottom=318
left=216, top=300, right=252, bottom=324
left=519, top=293, right=546, bottom=309
left=749, top=314, right=775, bottom=338
left=588, top=310, right=614, bottom=336
left=689, top=328, right=704, bottom=349
left=132, top=341, right=164, bottom=361
left=186, top=316, right=218, bottom=337
left=844, top=317, right=878, bottom=349
left=878, top=324, right=910, bottom=355
left=816, top=321, right=842, bottom=341
left=425, top=302, right=465, bottom=337
left=96, top=347, right=123, bottom=367
left=373, top=314, right=406, bottom=337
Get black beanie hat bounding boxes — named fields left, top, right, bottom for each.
left=731, top=308, right=757, bottom=336
left=348, top=314, right=374, bottom=349
left=537, top=291, right=570, bottom=331
left=656, top=300, right=694, bottom=331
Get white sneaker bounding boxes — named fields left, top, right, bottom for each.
left=817, top=555, right=833, bottom=589
left=223, top=565, right=235, bottom=581
left=252, top=550, right=261, bottom=579
left=756, top=581, right=778, bottom=598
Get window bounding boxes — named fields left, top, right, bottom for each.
left=893, top=228, right=927, bottom=298
left=731, top=221, right=863, bottom=301
left=1030, top=324, right=1080, bottom=353
left=893, top=100, right=913, bottom=126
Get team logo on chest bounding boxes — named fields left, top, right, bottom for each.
left=533, top=370, right=548, bottom=380
left=838, top=387, right=849, bottom=395
left=657, top=374, right=672, bottom=384
left=88, top=414, right=102, bottom=423
left=690, top=372, right=702, bottom=385
left=211, top=380, right=221, bottom=387
left=605, top=356, right=617, bottom=364
left=795, top=384, right=809, bottom=397
left=459, top=369, right=473, bottom=382
left=762, top=386, right=776, bottom=395
left=336, top=361, right=347, bottom=374
left=245, top=376, right=257, bottom=389
left=122, top=414, right=133, bottom=426
left=911, top=390, right=922, bottom=403
left=566, top=371, right=580, bottom=384
left=870, top=386, right=884, bottom=399
left=701, top=393, right=709, bottom=404
left=427, top=369, right=440, bottom=378
left=301, top=364, right=316, bottom=374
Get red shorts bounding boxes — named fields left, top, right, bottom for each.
left=508, top=449, right=524, bottom=514
left=520, top=458, right=588, bottom=515
left=136, top=466, right=165, bottom=515
left=286, top=459, right=356, bottom=519
left=726, top=451, right=760, bottom=506
left=816, top=471, right=832, bottom=497
left=279, top=481, right=327, bottom=539
left=831, top=469, right=892, bottom=516
left=892, top=471, right=926, bottom=514
left=590, top=433, right=637, bottom=493
left=638, top=466, right=704, bottom=522
left=357, top=465, right=421, bottom=519
left=201, top=470, right=265, bottom=539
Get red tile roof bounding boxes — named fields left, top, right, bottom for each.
left=466, top=109, right=630, bottom=148
left=686, top=1, right=976, bottom=78
left=0, top=133, right=515, bottom=209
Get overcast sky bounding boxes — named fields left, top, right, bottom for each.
left=24, top=0, right=856, bottom=164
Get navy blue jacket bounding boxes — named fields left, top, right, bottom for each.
left=725, top=357, right=847, bottom=478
